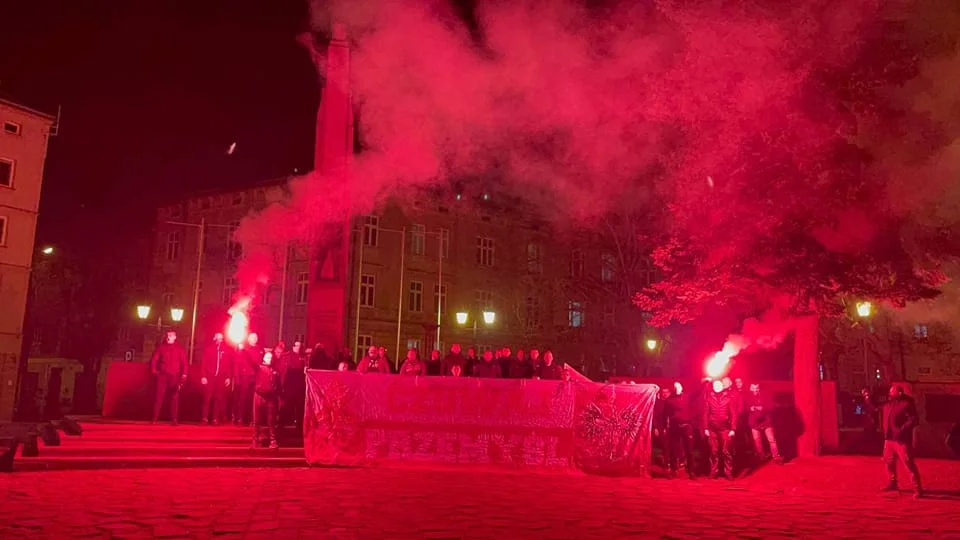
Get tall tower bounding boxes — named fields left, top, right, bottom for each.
left=304, top=23, right=354, bottom=353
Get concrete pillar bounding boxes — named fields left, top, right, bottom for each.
left=793, top=314, right=821, bottom=457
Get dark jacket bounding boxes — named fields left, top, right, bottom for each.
left=473, top=360, right=502, bottom=378
left=441, top=352, right=467, bottom=376
left=357, top=355, right=390, bottom=374
left=425, top=357, right=442, bottom=376
left=508, top=358, right=534, bottom=379
left=665, top=393, right=692, bottom=426
left=309, top=348, right=336, bottom=370
left=254, top=362, right=282, bottom=397
left=235, top=347, right=263, bottom=379
left=537, top=363, right=564, bottom=381
left=703, top=389, right=737, bottom=432
left=150, top=342, right=188, bottom=377
left=745, top=392, right=774, bottom=430
left=399, top=359, right=425, bottom=376
left=201, top=342, right=233, bottom=379
left=653, top=398, right=668, bottom=431
left=882, top=395, right=919, bottom=444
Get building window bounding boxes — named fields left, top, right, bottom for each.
left=640, top=258, right=657, bottom=287
left=476, top=236, right=495, bottom=267
left=360, top=274, right=376, bottom=307
left=914, top=324, right=928, bottom=339
left=200, top=198, right=211, bottom=210
left=440, top=228, right=450, bottom=259
left=527, top=243, right=543, bottom=274
left=293, top=333, right=306, bottom=346
left=0, top=158, right=13, bottom=188
left=223, top=277, right=238, bottom=304
left=475, top=290, right=493, bottom=311
left=524, top=296, right=540, bottom=330
left=356, top=335, right=373, bottom=362
left=169, top=206, right=182, bottom=220
left=406, top=338, right=422, bottom=353
left=570, top=249, right=584, bottom=279
left=411, top=224, right=425, bottom=256
left=568, top=301, right=584, bottom=328
left=232, top=193, right=243, bottom=206
left=918, top=366, right=932, bottom=375
left=363, top=216, right=379, bottom=247
left=228, top=222, right=242, bottom=260
left=3, top=122, right=21, bottom=135
left=296, top=272, right=309, bottom=304
left=162, top=291, right=174, bottom=306
left=601, top=253, right=616, bottom=282
left=434, top=284, right=447, bottom=315
left=409, top=281, right=424, bottom=312
left=166, top=231, right=181, bottom=261
left=603, top=304, right=615, bottom=325
left=0, top=215, right=7, bottom=246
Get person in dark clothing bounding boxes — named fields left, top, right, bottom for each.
left=233, top=333, right=263, bottom=426
left=473, top=350, right=502, bottom=378
left=200, top=333, right=233, bottom=425
left=281, top=341, right=307, bottom=430
left=357, top=345, right=391, bottom=374
left=746, top=383, right=782, bottom=465
left=399, top=348, right=426, bottom=376
left=442, top=344, right=467, bottom=377
left=308, top=343, right=335, bottom=370
left=653, top=387, right=672, bottom=473
left=948, top=422, right=960, bottom=457
left=881, top=383, right=922, bottom=497
left=702, top=379, right=737, bottom=480
left=465, top=347, right=478, bottom=376
left=666, top=381, right=696, bottom=479
left=337, top=348, right=354, bottom=371
left=425, top=349, right=442, bottom=376
left=508, top=349, right=534, bottom=379
left=150, top=330, right=188, bottom=425
left=252, top=350, right=282, bottom=449
left=536, top=351, right=564, bottom=380
left=499, top=347, right=513, bottom=379
left=528, top=348, right=542, bottom=372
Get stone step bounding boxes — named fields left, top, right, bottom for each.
left=12, top=455, right=309, bottom=472
left=20, top=444, right=304, bottom=458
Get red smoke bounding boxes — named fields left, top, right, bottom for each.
left=232, top=0, right=960, bottom=318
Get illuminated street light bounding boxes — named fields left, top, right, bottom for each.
left=136, top=305, right=152, bottom=320
left=41, top=246, right=54, bottom=255
left=455, top=312, right=469, bottom=325
left=856, top=301, right=873, bottom=318
left=170, top=307, right=185, bottom=322
left=482, top=311, right=496, bottom=325
left=645, top=339, right=658, bottom=351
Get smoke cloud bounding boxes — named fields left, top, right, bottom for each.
left=234, top=0, right=960, bottom=318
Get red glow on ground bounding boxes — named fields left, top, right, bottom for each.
left=226, top=298, right=251, bottom=347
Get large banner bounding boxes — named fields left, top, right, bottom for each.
left=304, top=371, right=658, bottom=476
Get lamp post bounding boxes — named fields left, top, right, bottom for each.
left=136, top=304, right=186, bottom=332
left=455, top=310, right=496, bottom=347
left=856, top=301, right=873, bottom=388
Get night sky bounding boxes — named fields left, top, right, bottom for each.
left=0, top=1, right=319, bottom=253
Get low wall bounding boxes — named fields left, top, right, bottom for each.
left=304, top=371, right=659, bottom=475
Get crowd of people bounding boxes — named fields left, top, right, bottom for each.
left=650, top=375, right=924, bottom=497
left=148, top=332, right=569, bottom=449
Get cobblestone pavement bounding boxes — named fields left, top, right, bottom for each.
left=1, top=456, right=958, bottom=539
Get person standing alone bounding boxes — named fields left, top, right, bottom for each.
left=881, top=383, right=922, bottom=498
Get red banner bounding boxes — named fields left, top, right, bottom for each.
left=304, top=372, right=658, bottom=476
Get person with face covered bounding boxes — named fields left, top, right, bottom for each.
left=200, top=333, right=233, bottom=425
left=233, top=333, right=264, bottom=426
left=702, top=379, right=738, bottom=480
left=281, top=341, right=307, bottom=431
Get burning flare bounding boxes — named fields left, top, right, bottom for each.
left=226, top=297, right=251, bottom=347
left=705, top=341, right=741, bottom=379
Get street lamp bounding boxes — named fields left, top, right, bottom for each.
left=855, top=300, right=874, bottom=388
left=645, top=339, right=658, bottom=351
left=41, top=246, right=54, bottom=255
left=456, top=310, right=496, bottom=345
left=136, top=304, right=185, bottom=331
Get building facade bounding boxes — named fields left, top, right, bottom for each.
left=142, top=180, right=662, bottom=378
left=0, top=98, right=55, bottom=420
